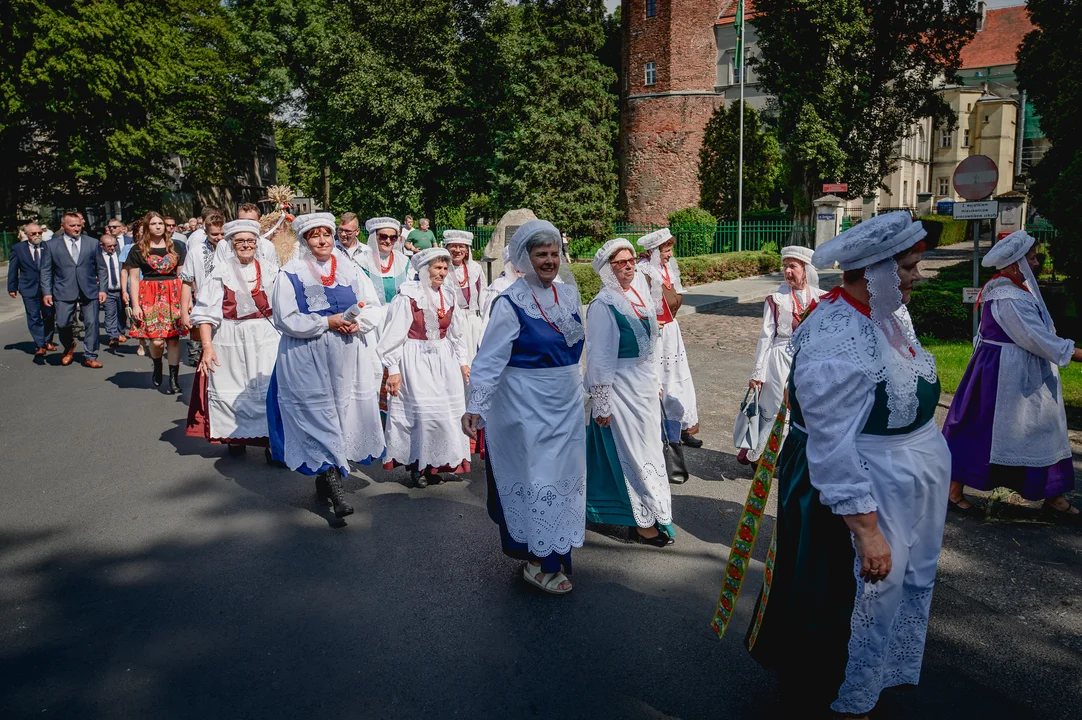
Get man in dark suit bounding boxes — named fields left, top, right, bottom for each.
left=98, top=233, right=127, bottom=346
left=40, top=211, right=108, bottom=368
left=6, top=222, right=57, bottom=357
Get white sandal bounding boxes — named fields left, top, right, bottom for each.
left=522, top=562, right=572, bottom=595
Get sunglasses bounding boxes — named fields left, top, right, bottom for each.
left=377, top=233, right=399, bottom=241
left=107, top=224, right=120, bottom=229
left=609, top=258, right=636, bottom=269
left=26, top=230, right=43, bottom=236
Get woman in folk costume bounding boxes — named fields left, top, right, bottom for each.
left=445, top=230, right=487, bottom=363
left=943, top=230, right=1082, bottom=522
left=584, top=239, right=675, bottom=547
left=745, top=213, right=947, bottom=719
left=186, top=220, right=279, bottom=456
left=461, top=220, right=586, bottom=594
left=637, top=227, right=702, bottom=449
left=361, top=217, right=411, bottom=306
left=741, top=245, right=825, bottom=465
left=480, top=246, right=521, bottom=326
left=378, top=248, right=472, bottom=488
left=266, top=213, right=386, bottom=520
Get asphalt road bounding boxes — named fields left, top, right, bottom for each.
left=0, top=302, right=1079, bottom=719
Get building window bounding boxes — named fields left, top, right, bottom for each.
left=984, top=114, right=991, bottom=124
left=645, top=61, right=657, bottom=86
left=963, top=129, right=970, bottom=147
left=903, top=181, right=909, bottom=203
left=646, top=0, right=656, bottom=18
left=939, top=129, right=952, bottom=148
left=938, top=177, right=950, bottom=195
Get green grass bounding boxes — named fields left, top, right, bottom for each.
left=923, top=338, right=1082, bottom=428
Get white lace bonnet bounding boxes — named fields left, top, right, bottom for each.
left=981, top=230, right=1051, bottom=328
left=780, top=244, right=819, bottom=290
left=443, top=229, right=474, bottom=247
left=406, top=247, right=458, bottom=350
left=506, top=220, right=583, bottom=346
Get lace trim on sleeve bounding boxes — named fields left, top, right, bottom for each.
left=467, top=385, right=497, bottom=417
left=178, top=270, right=195, bottom=283
left=831, top=495, right=879, bottom=516
left=590, top=384, right=613, bottom=418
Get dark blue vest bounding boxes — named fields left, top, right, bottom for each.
left=285, top=271, right=357, bottom=317
left=503, top=296, right=584, bottom=369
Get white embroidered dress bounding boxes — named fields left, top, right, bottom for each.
left=269, top=252, right=386, bottom=473
left=790, top=295, right=949, bottom=714
left=747, top=284, right=825, bottom=460
left=584, top=270, right=673, bottom=529
left=452, top=258, right=487, bottom=363
left=468, top=278, right=586, bottom=557
left=378, top=281, right=472, bottom=472
left=190, top=259, right=279, bottom=440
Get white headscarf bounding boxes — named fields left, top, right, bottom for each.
left=593, top=239, right=657, bottom=362
left=291, top=213, right=342, bottom=313
left=219, top=220, right=267, bottom=318
left=404, top=247, right=457, bottom=352
left=637, top=228, right=684, bottom=294
left=803, top=212, right=935, bottom=429
left=506, top=220, right=584, bottom=347
left=363, top=217, right=402, bottom=304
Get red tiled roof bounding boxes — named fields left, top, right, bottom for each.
left=959, top=5, right=1034, bottom=69
left=716, top=0, right=757, bottom=26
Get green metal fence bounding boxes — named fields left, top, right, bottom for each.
left=613, top=221, right=814, bottom=257
left=1, top=231, right=15, bottom=262
left=1029, top=220, right=1057, bottom=246
left=433, top=225, right=494, bottom=260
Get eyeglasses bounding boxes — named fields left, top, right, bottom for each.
left=609, top=258, right=636, bottom=269
left=377, top=233, right=399, bottom=241
left=338, top=228, right=359, bottom=236
left=233, top=239, right=258, bottom=247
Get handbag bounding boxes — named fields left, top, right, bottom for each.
left=663, top=283, right=683, bottom=314
left=660, top=401, right=689, bottom=484
left=732, top=386, right=761, bottom=451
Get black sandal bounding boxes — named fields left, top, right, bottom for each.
left=1042, top=502, right=1082, bottom=525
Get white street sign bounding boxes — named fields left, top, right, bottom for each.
left=952, top=200, right=999, bottom=220
left=962, top=288, right=981, bottom=304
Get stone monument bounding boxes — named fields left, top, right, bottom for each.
left=483, top=208, right=537, bottom=278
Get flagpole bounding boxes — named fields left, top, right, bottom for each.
left=737, top=0, right=745, bottom=252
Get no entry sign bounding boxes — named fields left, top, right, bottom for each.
left=953, top=155, right=999, bottom=201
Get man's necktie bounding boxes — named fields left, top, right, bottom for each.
left=108, top=254, right=118, bottom=288
left=31, top=245, right=39, bottom=264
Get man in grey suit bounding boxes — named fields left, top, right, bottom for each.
left=40, top=211, right=108, bottom=368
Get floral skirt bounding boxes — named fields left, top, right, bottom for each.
left=129, top=278, right=186, bottom=339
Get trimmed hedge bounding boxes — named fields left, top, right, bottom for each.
left=568, top=250, right=781, bottom=303
left=920, top=215, right=969, bottom=247
left=908, top=260, right=993, bottom=340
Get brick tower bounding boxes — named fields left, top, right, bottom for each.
left=620, top=0, right=724, bottom=224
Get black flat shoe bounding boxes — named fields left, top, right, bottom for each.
left=1042, top=502, right=1082, bottom=525
left=411, top=469, right=428, bottom=489
left=682, top=435, right=703, bottom=448
left=227, top=444, right=246, bottom=456
left=948, top=499, right=983, bottom=517
left=634, top=529, right=674, bottom=547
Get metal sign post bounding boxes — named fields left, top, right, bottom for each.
left=953, top=155, right=1000, bottom=338
left=735, top=0, right=745, bottom=252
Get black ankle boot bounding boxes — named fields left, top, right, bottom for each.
left=315, top=472, right=330, bottom=501
left=151, top=357, right=163, bottom=387
left=167, top=364, right=180, bottom=394
left=325, top=468, right=354, bottom=518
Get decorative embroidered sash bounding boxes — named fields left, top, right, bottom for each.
left=711, top=395, right=788, bottom=640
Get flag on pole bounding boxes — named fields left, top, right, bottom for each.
left=734, top=0, right=744, bottom=81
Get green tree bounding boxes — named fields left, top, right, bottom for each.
left=698, top=101, right=781, bottom=218
left=486, top=0, right=619, bottom=238
left=750, top=1, right=979, bottom=223
left=1017, top=0, right=1082, bottom=304
left=0, top=0, right=272, bottom=226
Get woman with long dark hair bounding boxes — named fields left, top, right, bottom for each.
left=124, top=211, right=188, bottom=393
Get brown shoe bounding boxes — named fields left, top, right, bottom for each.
left=44, top=342, right=58, bottom=351
left=61, top=348, right=75, bottom=366
left=117, top=335, right=128, bottom=343
left=108, top=338, right=119, bottom=346
left=34, top=347, right=47, bottom=357
left=82, top=359, right=103, bottom=369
